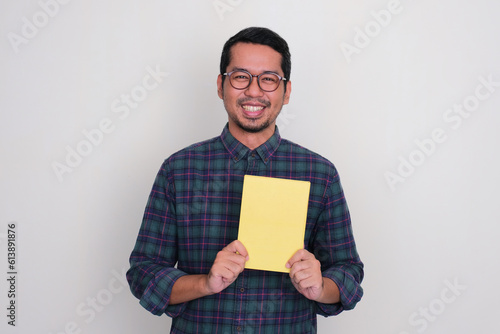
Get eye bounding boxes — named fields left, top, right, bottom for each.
left=260, top=74, right=279, bottom=84
left=232, top=72, right=250, bottom=81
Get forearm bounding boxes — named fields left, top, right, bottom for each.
left=315, top=277, right=340, bottom=304
left=169, top=274, right=211, bottom=305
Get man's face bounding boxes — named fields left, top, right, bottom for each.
left=217, top=42, right=291, bottom=134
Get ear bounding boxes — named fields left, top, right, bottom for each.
left=217, top=74, right=224, bottom=99
left=283, top=80, right=292, bottom=105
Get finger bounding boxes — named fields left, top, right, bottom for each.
left=300, top=272, right=324, bottom=289
left=226, top=240, right=249, bottom=259
left=288, top=258, right=309, bottom=275
left=289, top=258, right=321, bottom=283
left=216, top=252, right=247, bottom=269
left=295, top=276, right=320, bottom=292
left=211, top=265, right=235, bottom=281
left=286, top=248, right=312, bottom=268
left=290, top=265, right=314, bottom=284
left=212, top=258, right=244, bottom=279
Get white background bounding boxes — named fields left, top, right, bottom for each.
left=1, top=0, right=499, bottom=333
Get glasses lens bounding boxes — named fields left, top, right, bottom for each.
left=229, top=71, right=251, bottom=89
left=258, top=73, right=280, bottom=92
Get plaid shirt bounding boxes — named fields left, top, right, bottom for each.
left=127, top=124, right=364, bottom=333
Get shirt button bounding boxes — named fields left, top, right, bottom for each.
left=237, top=326, right=242, bottom=331
left=240, top=288, right=245, bottom=292
left=251, top=152, right=256, bottom=157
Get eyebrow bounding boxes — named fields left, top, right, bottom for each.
left=230, top=67, right=281, bottom=75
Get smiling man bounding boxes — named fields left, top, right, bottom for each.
left=127, top=27, right=364, bottom=333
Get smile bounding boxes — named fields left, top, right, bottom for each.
left=242, top=105, right=265, bottom=112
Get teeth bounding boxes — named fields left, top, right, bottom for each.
left=242, top=105, right=264, bottom=112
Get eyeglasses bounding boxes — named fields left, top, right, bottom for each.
left=223, top=70, right=287, bottom=92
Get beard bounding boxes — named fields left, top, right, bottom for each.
left=231, top=116, right=273, bottom=133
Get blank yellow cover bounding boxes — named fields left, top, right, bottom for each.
left=237, top=175, right=311, bottom=273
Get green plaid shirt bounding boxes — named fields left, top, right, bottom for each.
left=127, top=124, right=364, bottom=333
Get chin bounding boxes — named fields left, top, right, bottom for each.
left=240, top=117, right=272, bottom=132
left=242, top=126, right=266, bottom=133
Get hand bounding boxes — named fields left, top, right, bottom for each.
left=205, top=240, right=249, bottom=295
left=286, top=249, right=324, bottom=301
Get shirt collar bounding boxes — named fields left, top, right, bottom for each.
left=220, top=123, right=281, bottom=164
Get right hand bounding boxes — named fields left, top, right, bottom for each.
left=205, top=240, right=249, bottom=294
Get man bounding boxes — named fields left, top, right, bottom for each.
left=127, top=27, right=364, bottom=333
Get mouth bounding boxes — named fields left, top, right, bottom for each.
left=242, top=105, right=265, bottom=112
left=239, top=99, right=270, bottom=118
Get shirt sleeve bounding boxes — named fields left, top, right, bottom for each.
left=126, top=160, right=188, bottom=317
left=311, top=167, right=364, bottom=316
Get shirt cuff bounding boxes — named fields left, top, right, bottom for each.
left=138, top=267, right=188, bottom=317
left=317, top=268, right=364, bottom=316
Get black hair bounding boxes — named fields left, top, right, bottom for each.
left=220, top=27, right=291, bottom=90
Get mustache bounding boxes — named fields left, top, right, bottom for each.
left=237, top=98, right=271, bottom=107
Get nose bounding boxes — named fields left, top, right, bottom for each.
left=244, top=75, right=264, bottom=97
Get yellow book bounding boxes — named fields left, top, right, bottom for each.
left=237, top=175, right=311, bottom=273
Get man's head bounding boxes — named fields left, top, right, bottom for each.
left=220, top=27, right=291, bottom=89
left=217, top=27, right=292, bottom=141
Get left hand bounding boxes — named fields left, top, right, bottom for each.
left=286, top=249, right=324, bottom=301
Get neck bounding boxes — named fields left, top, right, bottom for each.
left=227, top=122, right=275, bottom=150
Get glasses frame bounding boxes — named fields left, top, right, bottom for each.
left=223, top=70, right=287, bottom=92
